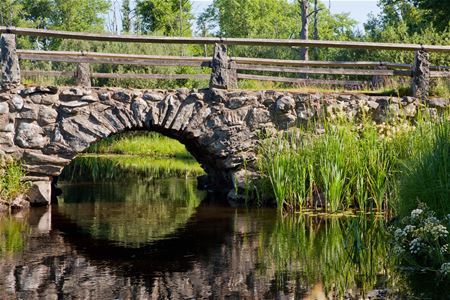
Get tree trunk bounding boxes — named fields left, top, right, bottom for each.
left=313, top=0, right=318, bottom=40
left=313, top=0, right=319, bottom=58
left=299, top=0, right=309, bottom=61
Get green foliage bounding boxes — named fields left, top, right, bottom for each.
left=60, top=155, right=204, bottom=183
left=397, top=119, right=450, bottom=217
left=199, top=0, right=357, bottom=60
left=1, top=0, right=110, bottom=50
left=0, top=158, right=28, bottom=204
left=136, top=0, right=193, bottom=36
left=85, top=131, right=194, bottom=159
left=258, top=110, right=450, bottom=214
left=375, top=0, right=450, bottom=32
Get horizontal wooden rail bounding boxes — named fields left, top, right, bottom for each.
left=235, top=64, right=412, bottom=76
left=233, top=57, right=414, bottom=69
left=21, top=70, right=209, bottom=80
left=2, top=26, right=450, bottom=52
left=16, top=50, right=449, bottom=72
left=237, top=74, right=367, bottom=86
left=91, top=73, right=209, bottom=80
left=17, top=50, right=211, bottom=67
left=17, top=50, right=210, bottom=62
left=21, top=70, right=75, bottom=77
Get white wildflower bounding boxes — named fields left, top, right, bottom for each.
left=441, top=244, right=449, bottom=253
left=440, top=263, right=450, bottom=276
left=394, top=228, right=406, bottom=239
left=404, top=225, right=415, bottom=234
left=424, top=216, right=439, bottom=225
left=432, top=224, right=449, bottom=238
left=393, top=245, right=405, bottom=255
left=411, top=209, right=423, bottom=219
left=409, top=238, right=423, bottom=254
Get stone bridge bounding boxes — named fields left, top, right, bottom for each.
left=2, top=83, right=446, bottom=205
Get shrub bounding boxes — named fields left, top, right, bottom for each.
left=392, top=203, right=450, bottom=278
left=0, top=157, right=28, bottom=204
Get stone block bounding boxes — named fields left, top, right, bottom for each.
left=26, top=180, right=51, bottom=206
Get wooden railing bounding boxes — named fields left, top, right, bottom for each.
left=1, top=26, right=449, bottom=98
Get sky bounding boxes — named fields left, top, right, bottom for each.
left=191, top=0, right=381, bottom=31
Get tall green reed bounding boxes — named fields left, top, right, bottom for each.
left=257, top=116, right=402, bottom=213
left=397, top=118, right=450, bottom=217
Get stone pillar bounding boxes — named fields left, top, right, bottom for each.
left=412, top=50, right=430, bottom=101
left=209, top=43, right=237, bottom=90
left=1, top=34, right=21, bottom=90
left=26, top=180, right=52, bottom=206
left=75, top=62, right=91, bottom=87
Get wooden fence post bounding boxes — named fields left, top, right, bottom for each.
left=209, top=43, right=237, bottom=90
left=1, top=33, right=21, bottom=90
left=75, top=62, right=91, bottom=87
left=411, top=50, right=430, bottom=101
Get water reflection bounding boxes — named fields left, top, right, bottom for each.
left=0, top=214, right=30, bottom=256
left=256, top=216, right=391, bottom=298
left=58, top=179, right=204, bottom=247
left=0, top=175, right=442, bottom=298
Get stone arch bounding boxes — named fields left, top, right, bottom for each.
left=2, top=86, right=280, bottom=205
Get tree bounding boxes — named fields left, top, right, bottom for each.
left=136, top=0, right=193, bottom=36
left=0, top=0, right=110, bottom=31
left=397, top=0, right=449, bottom=30
left=122, top=0, right=132, bottom=33
left=298, top=0, right=309, bottom=60
left=198, top=0, right=356, bottom=60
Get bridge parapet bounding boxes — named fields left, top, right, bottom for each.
left=1, top=84, right=449, bottom=205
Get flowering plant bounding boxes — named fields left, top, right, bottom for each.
left=392, top=203, right=450, bottom=276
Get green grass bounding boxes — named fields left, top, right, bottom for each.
left=85, top=132, right=193, bottom=159
left=258, top=117, right=400, bottom=213
left=60, top=154, right=204, bottom=182
left=397, top=119, right=450, bottom=217
left=257, top=111, right=450, bottom=215
left=0, top=158, right=28, bottom=204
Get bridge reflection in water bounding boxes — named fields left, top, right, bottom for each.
left=0, top=174, right=439, bottom=299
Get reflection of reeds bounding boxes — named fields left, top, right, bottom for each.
left=0, top=216, right=30, bottom=256
left=256, top=215, right=389, bottom=298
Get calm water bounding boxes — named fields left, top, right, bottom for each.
left=0, top=158, right=446, bottom=299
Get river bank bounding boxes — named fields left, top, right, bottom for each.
left=0, top=158, right=30, bottom=212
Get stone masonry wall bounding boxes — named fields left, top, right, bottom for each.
left=0, top=86, right=449, bottom=205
